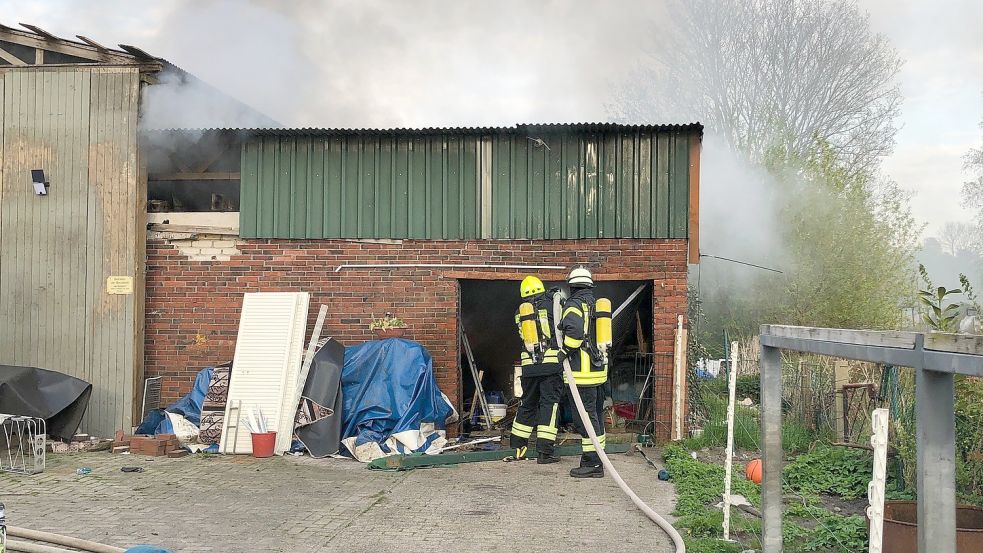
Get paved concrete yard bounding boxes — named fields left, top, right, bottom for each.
left=1, top=449, right=677, bottom=552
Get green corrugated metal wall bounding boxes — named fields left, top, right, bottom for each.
left=240, top=129, right=694, bottom=240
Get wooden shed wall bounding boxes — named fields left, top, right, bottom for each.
left=0, top=65, right=145, bottom=437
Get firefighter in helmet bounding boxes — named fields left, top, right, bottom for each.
left=508, top=275, right=563, bottom=464
left=558, top=266, right=609, bottom=478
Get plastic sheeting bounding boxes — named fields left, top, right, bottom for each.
left=340, top=339, right=457, bottom=462
left=0, top=365, right=92, bottom=440
left=136, top=367, right=213, bottom=437
left=294, top=338, right=345, bottom=458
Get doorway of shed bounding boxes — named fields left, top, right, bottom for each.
left=458, top=279, right=653, bottom=430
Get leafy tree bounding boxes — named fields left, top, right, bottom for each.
left=765, top=144, right=918, bottom=329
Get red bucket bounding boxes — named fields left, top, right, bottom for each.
left=250, top=431, right=277, bottom=458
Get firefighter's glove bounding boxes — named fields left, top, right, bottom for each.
left=557, top=348, right=568, bottom=364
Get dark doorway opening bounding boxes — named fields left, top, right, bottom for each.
left=458, top=279, right=653, bottom=428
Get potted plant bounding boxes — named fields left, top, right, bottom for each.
left=370, top=312, right=408, bottom=339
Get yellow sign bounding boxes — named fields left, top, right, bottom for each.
left=106, top=276, right=134, bottom=295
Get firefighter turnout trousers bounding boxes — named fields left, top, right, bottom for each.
left=510, top=372, right=563, bottom=456
left=570, top=383, right=606, bottom=467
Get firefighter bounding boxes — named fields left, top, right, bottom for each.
left=508, top=275, right=563, bottom=464
left=558, top=266, right=608, bottom=478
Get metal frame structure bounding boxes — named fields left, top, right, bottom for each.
left=758, top=325, right=983, bottom=553
left=1, top=415, right=46, bottom=475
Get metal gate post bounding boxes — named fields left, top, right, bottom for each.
left=761, top=343, right=784, bottom=552
left=915, top=366, right=956, bottom=552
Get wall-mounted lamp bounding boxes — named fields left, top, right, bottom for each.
left=31, top=169, right=49, bottom=196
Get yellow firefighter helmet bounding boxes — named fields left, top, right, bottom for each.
left=520, top=275, right=546, bottom=298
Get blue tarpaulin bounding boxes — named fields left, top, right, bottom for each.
left=340, top=339, right=456, bottom=461
left=136, top=366, right=213, bottom=436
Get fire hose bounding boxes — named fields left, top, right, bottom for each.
left=562, top=359, right=686, bottom=553
left=5, top=526, right=125, bottom=553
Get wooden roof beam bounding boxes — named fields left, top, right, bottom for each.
left=148, top=172, right=241, bottom=181
left=19, top=23, right=58, bottom=40
left=118, top=44, right=156, bottom=60
left=0, top=45, right=26, bottom=66
left=0, top=27, right=136, bottom=64
left=75, top=35, right=108, bottom=50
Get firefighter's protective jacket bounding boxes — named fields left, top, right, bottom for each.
left=559, top=288, right=607, bottom=386
left=514, top=290, right=561, bottom=377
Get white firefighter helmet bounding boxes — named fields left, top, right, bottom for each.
left=567, top=266, right=594, bottom=287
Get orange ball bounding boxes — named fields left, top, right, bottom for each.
left=745, top=458, right=763, bottom=484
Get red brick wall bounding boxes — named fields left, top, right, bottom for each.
left=144, top=238, right=688, bottom=440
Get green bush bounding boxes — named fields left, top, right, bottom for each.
left=735, top=374, right=761, bottom=402
left=802, top=514, right=868, bottom=552
left=783, top=446, right=872, bottom=499
left=664, top=445, right=870, bottom=552
left=664, top=445, right=761, bottom=517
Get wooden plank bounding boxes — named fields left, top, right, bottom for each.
left=924, top=333, right=983, bottom=355
left=80, top=67, right=142, bottom=436
left=833, top=360, right=850, bottom=441
left=148, top=171, right=240, bottom=181
left=132, top=72, right=148, bottom=427
left=760, top=325, right=917, bottom=349
left=146, top=223, right=239, bottom=235
left=0, top=46, right=26, bottom=66
left=75, top=35, right=107, bottom=51
left=688, top=134, right=701, bottom=263
left=19, top=23, right=58, bottom=40
left=672, top=315, right=684, bottom=441
left=0, top=72, right=5, bottom=354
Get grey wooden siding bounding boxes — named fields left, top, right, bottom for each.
left=0, top=66, right=144, bottom=437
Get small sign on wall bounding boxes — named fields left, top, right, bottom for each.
left=106, top=276, right=134, bottom=295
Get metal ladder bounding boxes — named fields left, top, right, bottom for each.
left=461, top=329, right=494, bottom=430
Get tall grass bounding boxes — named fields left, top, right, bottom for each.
left=684, top=391, right=827, bottom=453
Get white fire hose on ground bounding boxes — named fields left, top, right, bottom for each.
left=5, top=526, right=125, bottom=553
left=562, top=359, right=686, bottom=552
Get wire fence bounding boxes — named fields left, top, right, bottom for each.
left=687, top=339, right=983, bottom=501
left=608, top=352, right=674, bottom=440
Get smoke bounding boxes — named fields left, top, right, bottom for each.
left=124, top=0, right=664, bottom=128
left=697, top=136, right=787, bottom=277
left=140, top=69, right=279, bottom=130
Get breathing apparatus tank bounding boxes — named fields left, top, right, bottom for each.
left=519, top=302, right=540, bottom=357
left=595, top=297, right=612, bottom=364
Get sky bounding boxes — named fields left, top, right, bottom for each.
left=3, top=0, right=981, bottom=238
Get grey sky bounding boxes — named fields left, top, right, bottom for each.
left=4, top=0, right=981, bottom=237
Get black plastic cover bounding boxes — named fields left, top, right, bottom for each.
left=0, top=365, right=92, bottom=439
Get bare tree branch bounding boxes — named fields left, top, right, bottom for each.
left=610, top=0, right=903, bottom=175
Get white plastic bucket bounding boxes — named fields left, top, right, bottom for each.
left=488, top=403, right=507, bottom=422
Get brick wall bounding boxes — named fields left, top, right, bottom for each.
left=145, top=237, right=689, bottom=440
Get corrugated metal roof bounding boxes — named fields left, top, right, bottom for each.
left=145, top=122, right=704, bottom=136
